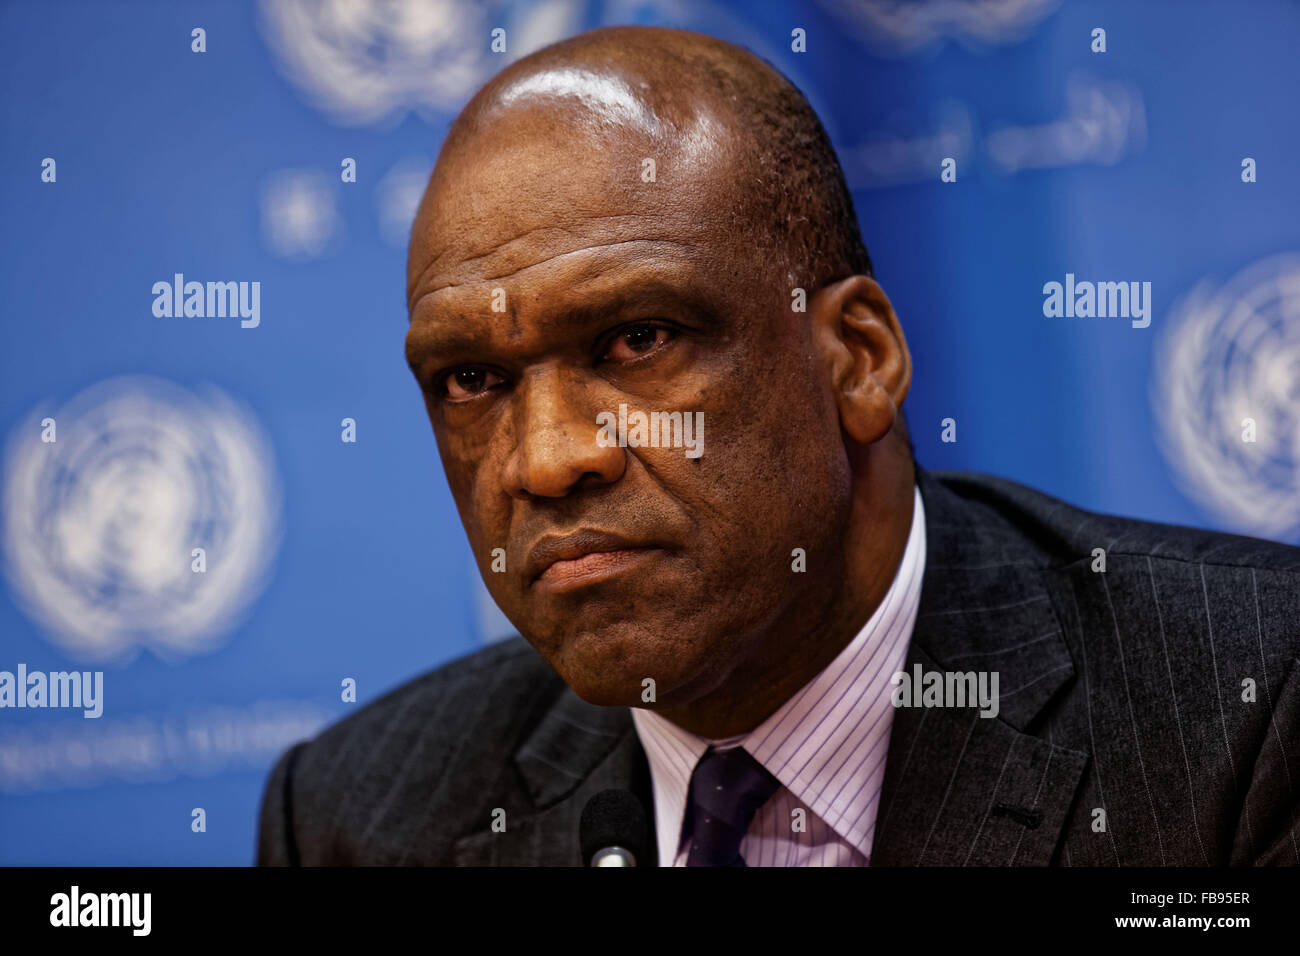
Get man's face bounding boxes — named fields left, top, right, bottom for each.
left=405, top=105, right=854, bottom=708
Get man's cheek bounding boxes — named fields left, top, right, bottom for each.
left=432, top=444, right=506, bottom=569
left=435, top=413, right=498, bottom=465
left=462, top=469, right=504, bottom=541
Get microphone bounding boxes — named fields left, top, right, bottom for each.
left=580, top=789, right=649, bottom=867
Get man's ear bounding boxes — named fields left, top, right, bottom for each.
left=811, top=275, right=912, bottom=445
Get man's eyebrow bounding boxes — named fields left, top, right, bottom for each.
left=406, top=279, right=720, bottom=362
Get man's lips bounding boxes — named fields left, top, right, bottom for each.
left=526, top=529, right=662, bottom=589
left=539, top=547, right=659, bottom=588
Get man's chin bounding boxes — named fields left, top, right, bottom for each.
left=540, top=627, right=715, bottom=709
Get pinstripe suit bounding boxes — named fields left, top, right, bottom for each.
left=256, top=467, right=1300, bottom=866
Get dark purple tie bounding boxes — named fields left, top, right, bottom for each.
left=683, top=746, right=781, bottom=867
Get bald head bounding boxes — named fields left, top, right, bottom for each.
left=407, top=26, right=871, bottom=308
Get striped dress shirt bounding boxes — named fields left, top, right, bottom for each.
left=631, top=484, right=927, bottom=866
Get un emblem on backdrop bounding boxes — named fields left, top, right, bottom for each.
left=1153, top=253, right=1300, bottom=541
left=2, top=377, right=283, bottom=662
left=256, top=0, right=495, bottom=125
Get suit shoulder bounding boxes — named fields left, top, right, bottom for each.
left=301, top=636, right=554, bottom=769
left=258, top=636, right=564, bottom=864
left=928, top=468, right=1300, bottom=574
left=281, top=638, right=554, bottom=804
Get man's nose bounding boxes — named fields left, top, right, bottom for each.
left=501, top=366, right=626, bottom=499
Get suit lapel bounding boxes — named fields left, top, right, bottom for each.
left=452, top=687, right=657, bottom=866
left=872, top=468, right=1089, bottom=865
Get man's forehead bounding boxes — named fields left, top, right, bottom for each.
left=412, top=227, right=702, bottom=308
left=407, top=105, right=742, bottom=306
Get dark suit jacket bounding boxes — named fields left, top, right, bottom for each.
left=257, top=467, right=1300, bottom=866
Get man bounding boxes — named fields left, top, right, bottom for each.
left=257, top=26, right=1300, bottom=866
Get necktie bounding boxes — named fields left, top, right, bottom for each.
left=683, top=746, right=781, bottom=867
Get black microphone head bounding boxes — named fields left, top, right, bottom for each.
left=580, top=789, right=649, bottom=866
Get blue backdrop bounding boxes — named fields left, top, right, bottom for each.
left=2, top=0, right=1297, bottom=865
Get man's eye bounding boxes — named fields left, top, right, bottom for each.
left=442, top=368, right=503, bottom=402
left=603, top=324, right=674, bottom=362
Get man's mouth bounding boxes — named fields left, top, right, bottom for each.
left=527, top=530, right=662, bottom=591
